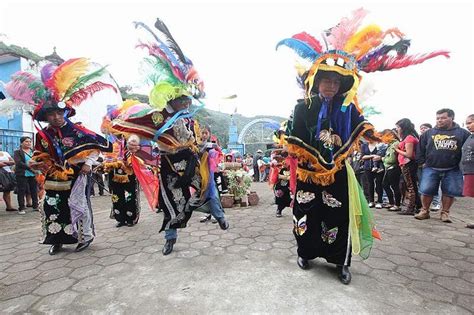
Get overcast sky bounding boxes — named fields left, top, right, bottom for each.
left=1, top=0, right=473, bottom=131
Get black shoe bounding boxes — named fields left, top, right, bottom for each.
left=216, top=217, right=229, bottom=230
left=49, top=244, right=62, bottom=255
left=116, top=222, right=126, bottom=228
left=276, top=209, right=282, bottom=217
left=127, top=222, right=134, bottom=227
left=398, top=208, right=415, bottom=215
left=297, top=256, right=309, bottom=270
left=162, top=239, right=176, bottom=255
left=75, top=239, right=93, bottom=252
left=337, top=265, right=352, bottom=285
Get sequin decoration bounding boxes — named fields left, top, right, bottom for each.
left=322, top=191, right=342, bottom=208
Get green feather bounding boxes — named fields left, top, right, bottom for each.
left=63, top=66, right=108, bottom=100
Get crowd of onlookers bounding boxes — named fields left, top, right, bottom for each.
left=0, top=136, right=42, bottom=215
left=351, top=108, right=473, bottom=227
left=4, top=108, right=473, bottom=229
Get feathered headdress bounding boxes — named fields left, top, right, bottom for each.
left=277, top=8, right=450, bottom=112
left=0, top=58, right=119, bottom=122
left=134, top=18, right=205, bottom=111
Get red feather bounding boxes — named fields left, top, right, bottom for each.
left=362, top=51, right=450, bottom=72
left=68, top=81, right=117, bottom=106
left=292, top=32, right=323, bottom=53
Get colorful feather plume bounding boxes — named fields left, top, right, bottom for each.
left=134, top=18, right=205, bottom=99
left=5, top=72, right=47, bottom=105
left=45, top=58, right=90, bottom=101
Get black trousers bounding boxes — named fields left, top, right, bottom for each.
left=383, top=166, right=401, bottom=206
left=16, top=176, right=38, bottom=209
left=365, top=171, right=384, bottom=203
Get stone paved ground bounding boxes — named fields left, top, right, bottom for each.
left=0, top=182, right=473, bottom=314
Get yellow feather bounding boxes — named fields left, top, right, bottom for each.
left=344, top=25, right=383, bottom=58
left=51, top=58, right=90, bottom=100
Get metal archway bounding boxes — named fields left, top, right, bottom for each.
left=237, top=118, right=280, bottom=144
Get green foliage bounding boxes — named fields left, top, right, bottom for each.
left=226, top=170, right=252, bottom=198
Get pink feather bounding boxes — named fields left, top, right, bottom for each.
left=292, top=32, right=323, bottom=53
left=5, top=72, right=43, bottom=105
left=327, top=7, right=368, bottom=50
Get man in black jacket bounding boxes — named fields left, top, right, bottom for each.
left=416, top=108, right=470, bottom=222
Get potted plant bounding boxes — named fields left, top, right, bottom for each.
left=226, top=169, right=252, bottom=205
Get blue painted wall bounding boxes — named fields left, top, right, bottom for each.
left=0, top=59, right=23, bottom=131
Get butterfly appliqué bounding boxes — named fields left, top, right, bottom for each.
left=322, top=191, right=342, bottom=208
left=321, top=221, right=338, bottom=244
left=293, top=215, right=307, bottom=236
left=296, top=190, right=315, bottom=204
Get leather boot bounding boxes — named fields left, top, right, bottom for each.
left=49, top=244, right=62, bottom=255
left=216, top=217, right=229, bottom=230
left=398, top=208, right=415, bottom=216
left=414, top=209, right=430, bottom=220
left=297, top=257, right=309, bottom=270
left=162, top=239, right=176, bottom=255
left=440, top=210, right=452, bottom=223
left=337, top=265, right=352, bottom=285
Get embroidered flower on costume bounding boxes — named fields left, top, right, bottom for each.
left=48, top=222, right=62, bottom=234
left=114, top=209, right=120, bottom=214
left=49, top=214, right=58, bottom=221
left=124, top=191, right=131, bottom=199
left=61, top=137, right=75, bottom=147
left=322, top=191, right=342, bottom=208
left=46, top=196, right=58, bottom=206
left=111, top=194, right=119, bottom=203
left=63, top=224, right=73, bottom=235
left=296, top=190, right=315, bottom=204
left=173, top=160, right=187, bottom=172
left=321, top=222, right=338, bottom=244
left=173, top=118, right=193, bottom=144
left=275, top=189, right=284, bottom=198
left=293, top=215, right=307, bottom=236
left=152, top=112, right=164, bottom=125
left=126, top=211, right=133, bottom=217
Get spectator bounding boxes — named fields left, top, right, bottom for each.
left=395, top=118, right=421, bottom=215
left=382, top=129, right=402, bottom=211
left=415, top=108, right=470, bottom=222
left=462, top=114, right=474, bottom=228
left=253, top=150, right=263, bottom=181
left=361, top=139, right=385, bottom=209
left=419, top=123, right=441, bottom=211
left=14, top=136, right=39, bottom=213
left=419, top=123, right=432, bottom=135
left=0, top=150, right=17, bottom=213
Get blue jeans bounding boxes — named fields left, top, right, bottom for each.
left=165, top=191, right=225, bottom=241
left=165, top=229, right=177, bottom=240
left=420, top=167, right=463, bottom=197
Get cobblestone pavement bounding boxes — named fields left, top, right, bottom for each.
left=0, top=182, right=473, bottom=314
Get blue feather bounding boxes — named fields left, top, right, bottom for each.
left=276, top=38, right=319, bottom=61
